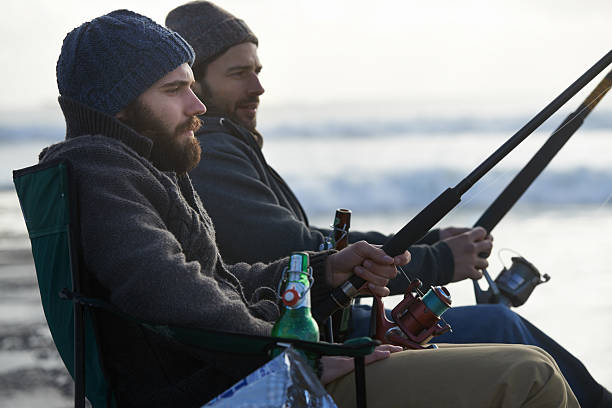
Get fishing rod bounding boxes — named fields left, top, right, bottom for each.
left=318, top=49, right=612, bottom=318
left=473, top=67, right=612, bottom=306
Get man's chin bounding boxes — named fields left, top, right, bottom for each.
left=239, top=117, right=257, bottom=132
left=232, top=111, right=256, bottom=131
left=178, top=130, right=195, bottom=141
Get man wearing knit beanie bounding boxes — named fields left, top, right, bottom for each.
left=56, top=9, right=204, bottom=175
left=40, top=10, right=428, bottom=407
left=166, top=3, right=610, bottom=407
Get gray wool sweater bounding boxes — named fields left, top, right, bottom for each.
left=190, top=117, right=454, bottom=292
left=39, top=97, right=335, bottom=407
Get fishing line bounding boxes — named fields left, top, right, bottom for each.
left=496, top=247, right=523, bottom=270
left=450, top=81, right=612, bottom=216
left=454, top=168, right=514, bottom=211
left=597, top=192, right=612, bottom=210
left=553, top=83, right=611, bottom=134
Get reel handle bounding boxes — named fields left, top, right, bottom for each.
left=373, top=280, right=452, bottom=349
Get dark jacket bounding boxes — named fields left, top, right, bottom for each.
left=40, top=97, right=335, bottom=407
left=191, top=117, right=454, bottom=292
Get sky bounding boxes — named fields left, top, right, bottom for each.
left=1, top=0, right=612, bottom=125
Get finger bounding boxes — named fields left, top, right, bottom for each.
left=475, top=239, right=493, bottom=255
left=363, top=282, right=390, bottom=297
left=352, top=241, right=394, bottom=265
left=375, top=344, right=403, bottom=353
left=470, top=268, right=484, bottom=280
left=469, top=227, right=488, bottom=241
left=354, top=265, right=391, bottom=286
left=364, top=349, right=392, bottom=365
left=362, top=260, right=398, bottom=279
left=451, top=227, right=471, bottom=236
left=475, top=257, right=489, bottom=270
left=393, top=250, right=411, bottom=266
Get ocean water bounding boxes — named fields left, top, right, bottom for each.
left=1, top=110, right=611, bottom=399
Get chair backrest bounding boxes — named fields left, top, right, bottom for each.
left=13, top=158, right=116, bottom=408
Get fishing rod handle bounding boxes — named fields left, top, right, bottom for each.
left=328, top=188, right=462, bottom=309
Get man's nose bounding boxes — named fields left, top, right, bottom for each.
left=248, top=74, right=265, bottom=96
left=187, top=88, right=206, bottom=116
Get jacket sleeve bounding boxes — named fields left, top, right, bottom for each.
left=45, top=140, right=289, bottom=337
left=192, top=132, right=331, bottom=264
left=229, top=250, right=336, bottom=325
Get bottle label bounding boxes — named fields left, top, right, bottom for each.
left=282, top=280, right=311, bottom=309
left=289, top=253, right=308, bottom=272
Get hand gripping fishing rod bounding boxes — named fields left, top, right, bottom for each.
left=473, top=66, right=612, bottom=306
left=318, top=50, right=612, bottom=319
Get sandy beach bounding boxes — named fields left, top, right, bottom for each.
left=0, top=247, right=76, bottom=408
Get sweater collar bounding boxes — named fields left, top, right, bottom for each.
left=58, top=96, right=153, bottom=159
left=198, top=115, right=264, bottom=149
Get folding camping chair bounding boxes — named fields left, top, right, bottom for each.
left=13, top=158, right=376, bottom=408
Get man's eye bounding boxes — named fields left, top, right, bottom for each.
left=166, top=87, right=180, bottom=94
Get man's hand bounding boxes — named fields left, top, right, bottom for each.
left=439, top=226, right=471, bottom=240
left=326, top=240, right=410, bottom=297
left=319, top=344, right=403, bottom=385
left=441, top=226, right=493, bottom=282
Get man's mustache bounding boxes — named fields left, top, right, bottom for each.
left=237, top=97, right=260, bottom=106
left=177, top=116, right=202, bottom=134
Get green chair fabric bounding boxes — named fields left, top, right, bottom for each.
left=13, top=158, right=376, bottom=408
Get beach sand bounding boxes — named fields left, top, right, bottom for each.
left=0, top=249, right=76, bottom=408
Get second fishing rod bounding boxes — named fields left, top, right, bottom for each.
left=319, top=49, right=612, bottom=318
left=472, top=67, right=612, bottom=306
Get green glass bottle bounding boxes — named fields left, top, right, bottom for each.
left=271, top=252, right=320, bottom=367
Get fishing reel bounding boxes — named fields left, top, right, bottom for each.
left=474, top=256, right=550, bottom=307
left=372, top=280, right=452, bottom=350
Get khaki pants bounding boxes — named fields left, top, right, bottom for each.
left=326, top=343, right=579, bottom=408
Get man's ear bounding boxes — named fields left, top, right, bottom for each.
left=115, top=110, right=126, bottom=120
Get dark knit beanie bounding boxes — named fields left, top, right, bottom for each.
left=165, top=1, right=258, bottom=68
left=56, top=9, right=195, bottom=116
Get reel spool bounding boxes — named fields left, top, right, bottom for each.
left=373, top=280, right=452, bottom=350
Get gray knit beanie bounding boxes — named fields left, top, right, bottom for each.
left=56, top=9, right=195, bottom=116
left=165, top=1, right=258, bottom=68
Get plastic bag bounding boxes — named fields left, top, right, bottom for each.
left=203, top=347, right=337, bottom=408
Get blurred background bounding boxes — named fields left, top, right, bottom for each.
left=1, top=1, right=611, bottom=406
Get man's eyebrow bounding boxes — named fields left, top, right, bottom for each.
left=159, top=79, right=192, bottom=89
left=227, top=64, right=263, bottom=73
left=226, top=64, right=252, bottom=73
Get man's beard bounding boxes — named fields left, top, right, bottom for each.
left=119, top=101, right=202, bottom=174
left=200, top=81, right=258, bottom=132
left=198, top=81, right=263, bottom=147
